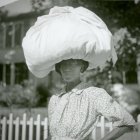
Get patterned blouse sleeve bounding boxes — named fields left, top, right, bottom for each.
left=48, top=95, right=57, bottom=121
left=93, top=88, right=136, bottom=128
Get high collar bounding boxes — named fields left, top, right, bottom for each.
left=57, top=82, right=93, bottom=97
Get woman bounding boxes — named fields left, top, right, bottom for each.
left=22, top=6, right=136, bottom=140
left=47, top=59, right=135, bottom=140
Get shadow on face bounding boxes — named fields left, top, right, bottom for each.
left=55, top=59, right=89, bottom=83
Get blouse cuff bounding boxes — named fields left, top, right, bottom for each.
left=113, top=118, right=136, bottom=128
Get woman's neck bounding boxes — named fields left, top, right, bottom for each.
left=66, top=79, right=81, bottom=92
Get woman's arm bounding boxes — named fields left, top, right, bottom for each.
left=91, top=88, right=136, bottom=140
left=101, top=125, right=134, bottom=140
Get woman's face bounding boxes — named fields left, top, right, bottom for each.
left=59, top=59, right=83, bottom=83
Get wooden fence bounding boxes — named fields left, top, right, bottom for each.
left=91, top=115, right=140, bottom=140
left=0, top=113, right=48, bottom=140
left=0, top=113, right=140, bottom=140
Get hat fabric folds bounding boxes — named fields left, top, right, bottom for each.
left=22, top=6, right=117, bottom=78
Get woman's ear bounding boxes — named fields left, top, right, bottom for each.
left=80, top=71, right=86, bottom=82
left=80, top=65, right=85, bottom=73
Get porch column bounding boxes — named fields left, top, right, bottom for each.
left=10, top=63, right=15, bottom=86
left=137, top=53, right=140, bottom=85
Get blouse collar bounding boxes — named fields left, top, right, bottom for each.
left=57, top=81, right=93, bottom=97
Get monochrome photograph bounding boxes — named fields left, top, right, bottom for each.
left=0, top=0, right=140, bottom=140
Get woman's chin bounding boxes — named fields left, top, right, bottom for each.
left=64, top=78, right=73, bottom=83
left=63, top=77, right=74, bottom=82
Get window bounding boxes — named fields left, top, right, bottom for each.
left=15, top=22, right=24, bottom=47
left=6, top=23, right=13, bottom=48
left=15, top=63, right=28, bottom=84
left=0, top=63, right=28, bottom=85
left=0, top=24, right=5, bottom=48
left=0, top=64, right=10, bottom=85
left=0, top=22, right=24, bottom=48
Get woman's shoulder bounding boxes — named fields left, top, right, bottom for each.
left=83, top=85, right=108, bottom=98
left=49, top=94, right=59, bottom=105
left=84, top=85, right=106, bottom=93
left=79, top=82, right=106, bottom=93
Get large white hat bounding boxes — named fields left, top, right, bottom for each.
left=22, top=6, right=117, bottom=78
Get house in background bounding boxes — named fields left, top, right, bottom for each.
left=0, top=1, right=140, bottom=88
left=0, top=11, right=51, bottom=87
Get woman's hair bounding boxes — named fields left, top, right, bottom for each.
left=55, top=59, right=89, bottom=74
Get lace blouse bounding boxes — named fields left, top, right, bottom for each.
left=48, top=82, right=135, bottom=140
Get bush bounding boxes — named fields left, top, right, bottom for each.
left=0, top=80, right=39, bottom=108
left=111, top=83, right=140, bottom=120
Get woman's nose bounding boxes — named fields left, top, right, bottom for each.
left=61, top=64, right=71, bottom=69
left=63, top=67, right=71, bottom=71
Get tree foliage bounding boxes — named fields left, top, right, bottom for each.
left=30, top=0, right=140, bottom=84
